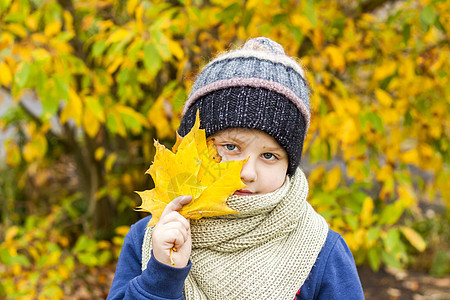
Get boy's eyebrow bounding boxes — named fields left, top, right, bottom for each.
left=214, top=133, right=247, bottom=144
left=262, top=146, right=284, bottom=152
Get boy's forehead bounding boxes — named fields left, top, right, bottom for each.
left=211, top=128, right=283, bottom=148
left=212, top=127, right=260, bottom=139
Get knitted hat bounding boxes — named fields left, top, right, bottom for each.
left=178, top=37, right=310, bottom=175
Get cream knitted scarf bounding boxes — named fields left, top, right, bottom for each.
left=141, top=168, right=329, bottom=299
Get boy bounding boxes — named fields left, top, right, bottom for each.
left=108, top=37, right=364, bottom=299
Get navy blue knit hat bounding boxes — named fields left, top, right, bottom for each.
left=178, top=37, right=310, bottom=175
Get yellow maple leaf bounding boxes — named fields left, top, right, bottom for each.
left=136, top=111, right=246, bottom=226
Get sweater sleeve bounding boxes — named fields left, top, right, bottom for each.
left=298, top=229, right=364, bottom=300
left=107, top=216, right=191, bottom=300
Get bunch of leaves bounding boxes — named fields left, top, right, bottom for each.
left=0, top=211, right=74, bottom=299
left=409, top=211, right=450, bottom=276
left=137, top=112, right=246, bottom=226
left=0, top=207, right=129, bottom=299
left=299, top=0, right=449, bottom=270
left=309, top=166, right=428, bottom=271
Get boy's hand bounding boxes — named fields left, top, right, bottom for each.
left=152, top=195, right=192, bottom=268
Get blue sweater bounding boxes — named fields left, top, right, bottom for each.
left=108, top=216, right=364, bottom=299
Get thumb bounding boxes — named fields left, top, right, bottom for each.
left=160, top=195, right=192, bottom=218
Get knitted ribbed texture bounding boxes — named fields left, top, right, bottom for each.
left=183, top=38, right=310, bottom=129
left=141, top=168, right=329, bottom=299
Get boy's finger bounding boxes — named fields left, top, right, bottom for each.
left=161, top=195, right=192, bottom=218
left=160, top=211, right=190, bottom=228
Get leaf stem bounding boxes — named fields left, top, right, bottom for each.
left=170, top=247, right=177, bottom=267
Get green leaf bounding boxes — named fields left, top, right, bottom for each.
left=433, top=17, right=445, bottom=32
left=367, top=227, right=381, bottom=243
left=173, top=88, right=187, bottom=111
left=384, top=228, right=400, bottom=252
left=273, top=13, right=288, bottom=26
left=143, top=43, right=162, bottom=75
left=290, top=26, right=305, bottom=44
left=0, top=0, right=12, bottom=12
left=0, top=248, right=12, bottom=266
left=404, top=110, right=413, bottom=126
left=57, top=31, right=74, bottom=42
left=10, top=254, right=31, bottom=267
left=381, top=249, right=402, bottom=269
left=98, top=250, right=112, bottom=266
left=92, top=40, right=107, bottom=58
left=368, top=248, right=381, bottom=271
left=420, top=5, right=437, bottom=26
left=402, top=23, right=411, bottom=44
left=217, top=3, right=240, bottom=26
left=37, top=254, right=49, bottom=267
left=152, top=32, right=171, bottom=61
left=73, top=235, right=97, bottom=254
left=305, top=0, right=317, bottom=27
left=106, top=113, right=118, bottom=134
left=78, top=252, right=98, bottom=266
left=242, top=8, right=254, bottom=29
left=35, top=65, right=47, bottom=92
left=360, top=112, right=383, bottom=133
left=344, top=214, right=358, bottom=230
left=85, top=97, right=105, bottom=121
left=0, top=281, right=6, bottom=298
left=15, top=62, right=31, bottom=88
left=41, top=91, right=59, bottom=119
left=4, top=13, right=25, bottom=23
left=430, top=251, right=449, bottom=276
left=311, top=191, right=338, bottom=207
left=30, top=0, right=44, bottom=8
left=378, top=201, right=404, bottom=225
left=54, top=76, right=69, bottom=101
left=121, top=112, right=141, bottom=132
left=128, top=39, right=144, bottom=62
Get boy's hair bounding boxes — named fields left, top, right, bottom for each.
left=178, top=37, right=310, bottom=175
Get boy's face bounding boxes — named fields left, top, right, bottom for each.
left=209, top=128, right=288, bottom=195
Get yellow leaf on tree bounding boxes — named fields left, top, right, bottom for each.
left=375, top=88, right=393, bottom=107
left=83, top=107, right=100, bottom=138
left=401, top=148, right=419, bottom=165
left=324, top=166, right=341, bottom=192
left=63, top=11, right=74, bottom=33
left=400, top=226, right=426, bottom=252
left=373, top=60, right=396, bottom=81
left=360, top=197, right=374, bottom=227
left=148, top=97, right=172, bottom=139
left=325, top=46, right=345, bottom=72
left=6, top=23, right=27, bottom=38
left=60, top=88, right=83, bottom=127
left=106, top=28, right=131, bottom=45
left=127, top=0, right=139, bottom=16
left=44, top=21, right=62, bottom=37
left=397, top=185, right=415, bottom=207
left=0, top=62, right=12, bottom=87
left=339, top=118, right=359, bottom=144
left=137, top=111, right=246, bottom=226
left=169, top=40, right=184, bottom=60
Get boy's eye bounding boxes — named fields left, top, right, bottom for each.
left=262, top=153, right=276, bottom=160
left=225, top=144, right=237, bottom=151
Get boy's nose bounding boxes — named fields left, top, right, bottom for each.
left=240, top=157, right=257, bottom=183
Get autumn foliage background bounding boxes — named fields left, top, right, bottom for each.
left=0, top=0, right=449, bottom=298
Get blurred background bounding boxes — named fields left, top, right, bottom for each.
left=0, top=0, right=449, bottom=299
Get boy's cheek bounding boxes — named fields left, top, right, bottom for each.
left=216, top=147, right=231, bottom=162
